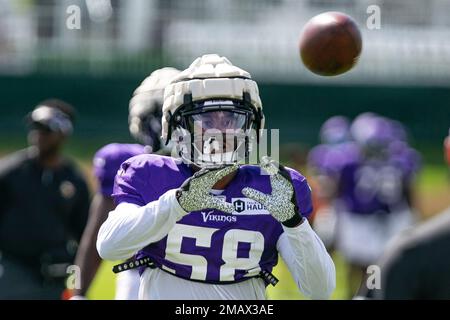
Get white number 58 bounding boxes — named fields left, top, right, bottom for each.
left=165, top=224, right=264, bottom=281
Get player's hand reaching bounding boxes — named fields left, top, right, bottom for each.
left=176, top=164, right=238, bottom=214
left=242, top=157, right=304, bottom=227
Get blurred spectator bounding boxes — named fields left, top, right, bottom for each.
left=366, top=130, right=450, bottom=299
left=0, top=99, right=90, bottom=299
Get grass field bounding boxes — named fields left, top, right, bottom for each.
left=86, top=252, right=350, bottom=300
left=1, top=140, right=449, bottom=300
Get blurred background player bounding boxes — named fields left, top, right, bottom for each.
left=365, top=129, right=450, bottom=299
left=342, top=114, right=421, bottom=297
left=307, top=116, right=352, bottom=249
left=71, top=67, right=180, bottom=300
left=308, top=113, right=421, bottom=298
left=0, top=99, right=90, bottom=299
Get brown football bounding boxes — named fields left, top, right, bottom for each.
left=299, top=11, right=362, bottom=76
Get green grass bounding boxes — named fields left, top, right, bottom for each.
left=416, top=164, right=449, bottom=192
left=87, top=254, right=349, bottom=300
left=266, top=252, right=348, bottom=300
left=87, top=261, right=117, bottom=300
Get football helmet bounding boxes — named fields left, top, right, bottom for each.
left=388, top=119, right=408, bottom=142
left=319, top=115, right=351, bottom=145
left=162, top=54, right=264, bottom=168
left=129, top=67, right=181, bottom=153
left=351, top=114, right=395, bottom=159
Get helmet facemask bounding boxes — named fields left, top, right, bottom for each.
left=129, top=67, right=181, bottom=153
left=129, top=100, right=164, bottom=153
left=169, top=94, right=261, bottom=169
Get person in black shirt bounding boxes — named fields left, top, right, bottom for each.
left=0, top=99, right=90, bottom=299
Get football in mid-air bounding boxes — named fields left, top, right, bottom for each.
left=299, top=11, right=362, bottom=76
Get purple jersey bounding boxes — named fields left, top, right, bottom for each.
left=112, top=154, right=313, bottom=284
left=93, top=143, right=147, bottom=197
left=308, top=142, right=360, bottom=177
left=309, top=142, right=420, bottom=214
left=388, top=141, right=421, bottom=177
left=337, top=147, right=420, bottom=215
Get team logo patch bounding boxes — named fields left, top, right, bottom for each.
left=231, top=198, right=270, bottom=215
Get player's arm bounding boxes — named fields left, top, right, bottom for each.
left=71, top=147, right=130, bottom=298
left=242, top=158, right=336, bottom=299
left=97, top=189, right=187, bottom=261
left=276, top=174, right=336, bottom=299
left=72, top=194, right=114, bottom=296
left=276, top=220, right=336, bottom=299
left=97, top=161, right=237, bottom=261
left=67, top=176, right=90, bottom=242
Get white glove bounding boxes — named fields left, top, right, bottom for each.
left=242, top=157, right=304, bottom=227
left=176, top=164, right=238, bottom=214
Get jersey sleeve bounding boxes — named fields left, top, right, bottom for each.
left=287, top=168, right=314, bottom=218
left=112, top=156, right=152, bottom=206
left=93, top=144, right=145, bottom=197
left=277, top=219, right=336, bottom=299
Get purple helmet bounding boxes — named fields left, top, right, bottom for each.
left=351, top=114, right=395, bottom=150
left=388, top=119, right=408, bottom=142
left=319, top=115, right=351, bottom=145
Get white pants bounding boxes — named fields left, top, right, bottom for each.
left=336, top=209, right=415, bottom=266
left=138, top=267, right=267, bottom=300
left=115, top=269, right=140, bottom=300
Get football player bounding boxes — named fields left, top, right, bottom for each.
left=96, top=54, right=336, bottom=300
left=307, top=116, right=353, bottom=249
left=71, top=67, right=180, bottom=300
left=363, top=128, right=450, bottom=299
left=334, top=114, right=420, bottom=297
